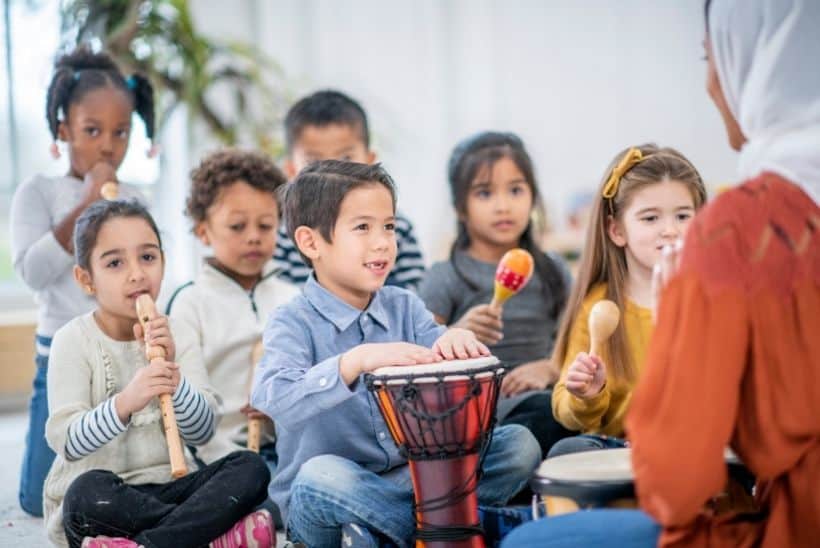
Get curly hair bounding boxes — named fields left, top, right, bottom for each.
left=186, top=148, right=288, bottom=224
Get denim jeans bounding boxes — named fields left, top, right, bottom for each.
left=500, top=509, right=660, bottom=548
left=286, top=424, right=541, bottom=548
left=547, top=433, right=628, bottom=458
left=19, top=338, right=56, bottom=516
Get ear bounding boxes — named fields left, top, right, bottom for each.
left=194, top=221, right=211, bottom=246
left=73, top=265, right=95, bottom=295
left=607, top=215, right=628, bottom=248
left=284, top=158, right=299, bottom=180
left=293, top=226, right=322, bottom=262
left=57, top=120, right=69, bottom=143
left=365, top=150, right=377, bottom=165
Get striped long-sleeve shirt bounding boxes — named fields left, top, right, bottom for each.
left=273, top=212, right=425, bottom=290
left=64, top=377, right=214, bottom=461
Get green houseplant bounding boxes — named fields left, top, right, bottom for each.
left=60, top=0, right=286, bottom=155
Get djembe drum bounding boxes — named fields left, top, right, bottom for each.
left=365, top=356, right=505, bottom=548
left=530, top=447, right=755, bottom=518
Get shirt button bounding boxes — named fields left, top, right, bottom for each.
left=379, top=432, right=386, bottom=440
left=318, top=377, right=327, bottom=387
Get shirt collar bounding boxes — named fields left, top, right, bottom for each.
left=303, top=274, right=390, bottom=332
left=201, top=258, right=280, bottom=290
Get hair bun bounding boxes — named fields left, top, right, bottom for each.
left=55, top=44, right=119, bottom=73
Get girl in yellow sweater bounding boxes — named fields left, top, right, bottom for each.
left=549, top=144, right=706, bottom=457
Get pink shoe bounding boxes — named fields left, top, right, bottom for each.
left=81, top=537, right=141, bottom=548
left=210, top=509, right=275, bottom=548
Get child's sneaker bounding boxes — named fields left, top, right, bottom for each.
left=81, top=538, right=141, bottom=548
left=210, top=509, right=275, bottom=548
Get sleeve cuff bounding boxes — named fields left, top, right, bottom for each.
left=108, top=395, right=129, bottom=430
left=304, top=355, right=354, bottom=409
left=568, top=384, right=611, bottom=416
left=172, top=376, right=191, bottom=406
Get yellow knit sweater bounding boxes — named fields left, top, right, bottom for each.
left=551, top=283, right=653, bottom=436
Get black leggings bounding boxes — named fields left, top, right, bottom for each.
left=62, top=450, right=269, bottom=548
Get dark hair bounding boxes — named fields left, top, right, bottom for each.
left=74, top=199, right=162, bottom=271
left=284, top=90, right=369, bottom=152
left=447, top=131, right=567, bottom=318
left=704, top=0, right=713, bottom=30
left=46, top=45, right=155, bottom=142
left=186, top=148, right=288, bottom=224
left=282, top=160, right=396, bottom=266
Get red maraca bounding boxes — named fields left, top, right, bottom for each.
left=490, top=248, right=534, bottom=311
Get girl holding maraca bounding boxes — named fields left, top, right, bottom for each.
left=548, top=144, right=706, bottom=458
left=419, top=131, right=573, bottom=456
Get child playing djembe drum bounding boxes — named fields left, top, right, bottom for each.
left=251, top=160, right=540, bottom=547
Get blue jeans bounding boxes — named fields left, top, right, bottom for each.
left=547, top=434, right=628, bottom=458
left=286, top=424, right=541, bottom=548
left=500, top=509, right=660, bottom=548
left=19, top=338, right=56, bottom=517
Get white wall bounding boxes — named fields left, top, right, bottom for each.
left=193, top=0, right=737, bottom=263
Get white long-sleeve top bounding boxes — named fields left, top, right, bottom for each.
left=166, top=259, right=299, bottom=463
left=9, top=173, right=145, bottom=340
left=44, top=312, right=221, bottom=547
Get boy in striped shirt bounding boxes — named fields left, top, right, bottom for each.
left=274, top=90, right=425, bottom=290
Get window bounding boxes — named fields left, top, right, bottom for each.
left=1, top=0, right=157, bottom=305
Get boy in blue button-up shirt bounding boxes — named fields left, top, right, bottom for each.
left=252, top=160, right=540, bottom=547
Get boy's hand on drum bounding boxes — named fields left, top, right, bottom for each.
left=340, top=343, right=442, bottom=384
left=433, top=328, right=491, bottom=360
left=116, top=359, right=180, bottom=422
left=453, top=304, right=504, bottom=345
left=565, top=352, right=607, bottom=399
left=133, top=315, right=176, bottom=363
left=501, top=358, right=559, bottom=397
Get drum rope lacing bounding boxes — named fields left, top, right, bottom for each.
left=366, top=364, right=504, bottom=543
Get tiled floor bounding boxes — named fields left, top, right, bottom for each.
left=0, top=410, right=287, bottom=547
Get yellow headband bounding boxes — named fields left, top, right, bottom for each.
left=602, top=147, right=645, bottom=199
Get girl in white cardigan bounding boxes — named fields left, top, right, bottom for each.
left=44, top=200, right=274, bottom=548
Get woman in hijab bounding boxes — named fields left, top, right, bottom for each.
left=502, top=1, right=820, bottom=546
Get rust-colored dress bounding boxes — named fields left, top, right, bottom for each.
left=628, top=173, right=820, bottom=547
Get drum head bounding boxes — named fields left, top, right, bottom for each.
left=370, top=355, right=503, bottom=384
left=530, top=448, right=634, bottom=507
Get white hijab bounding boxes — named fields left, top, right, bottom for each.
left=708, top=0, right=820, bottom=203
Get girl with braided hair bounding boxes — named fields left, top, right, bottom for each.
left=9, top=45, right=156, bottom=516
